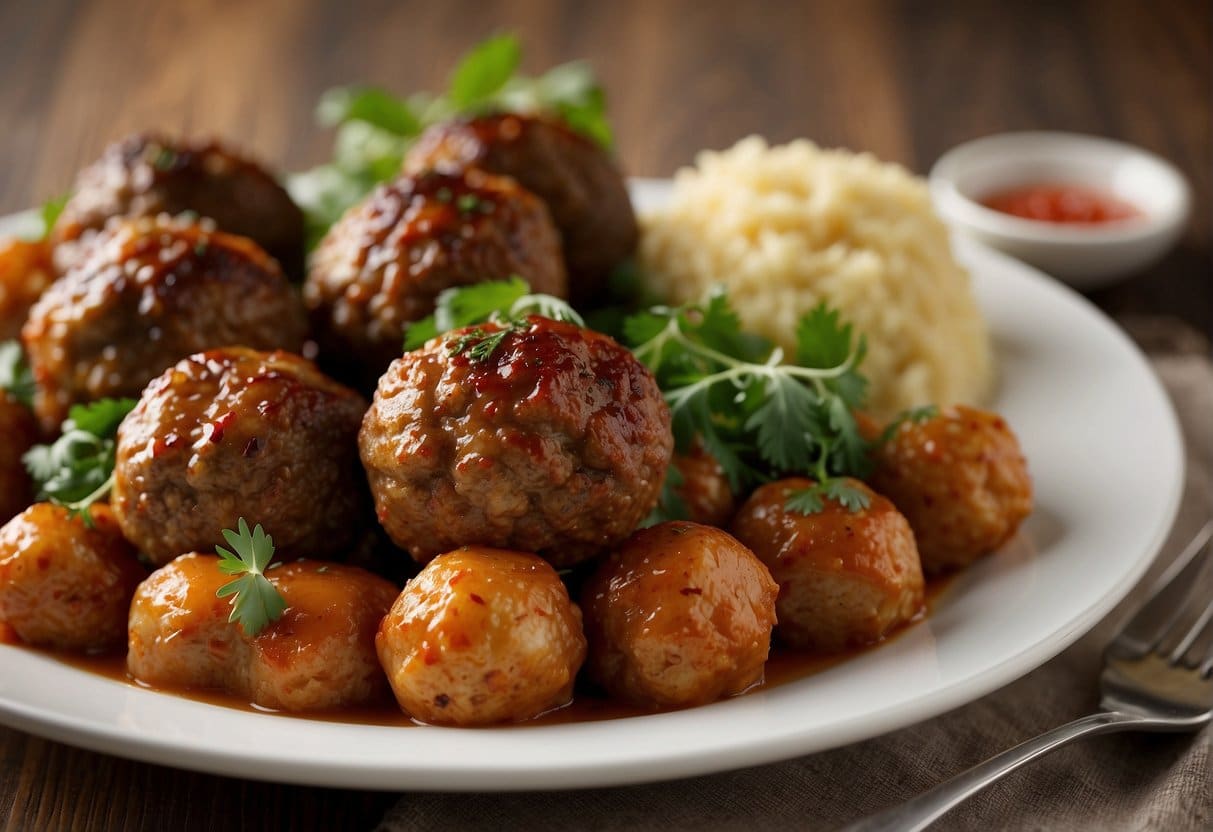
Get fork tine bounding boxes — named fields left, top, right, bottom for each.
left=1152, top=542, right=1213, bottom=658
left=1112, top=520, right=1213, bottom=656
left=1171, top=600, right=1213, bottom=672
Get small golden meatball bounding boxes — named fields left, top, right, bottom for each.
left=582, top=521, right=777, bottom=709
left=671, top=443, right=736, bottom=527
left=376, top=547, right=586, bottom=726
left=128, top=554, right=397, bottom=712
left=869, top=405, right=1033, bottom=572
left=731, top=478, right=924, bottom=652
left=0, top=503, right=146, bottom=651
left=0, top=394, right=38, bottom=523
left=0, top=237, right=53, bottom=342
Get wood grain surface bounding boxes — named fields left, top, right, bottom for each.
left=0, top=1, right=1209, bottom=830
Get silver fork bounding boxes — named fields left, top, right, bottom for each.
left=844, top=520, right=1213, bottom=832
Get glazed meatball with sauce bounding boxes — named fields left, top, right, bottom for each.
left=0, top=237, right=54, bottom=341
left=731, top=478, right=924, bottom=652
left=0, top=503, right=145, bottom=652
left=376, top=547, right=586, bottom=726
left=128, top=554, right=397, bottom=712
left=23, top=216, right=306, bottom=433
left=405, top=112, right=638, bottom=302
left=582, top=521, right=777, bottom=709
left=0, top=394, right=37, bottom=523
left=305, top=169, right=566, bottom=381
left=112, top=348, right=368, bottom=565
left=868, top=405, right=1033, bottom=573
left=360, top=316, right=672, bottom=567
left=670, top=443, right=736, bottom=528
left=52, top=133, right=305, bottom=276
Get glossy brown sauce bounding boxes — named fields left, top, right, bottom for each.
left=29, top=575, right=954, bottom=728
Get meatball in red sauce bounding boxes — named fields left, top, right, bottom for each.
left=52, top=133, right=305, bottom=277
left=671, top=442, right=736, bottom=527
left=0, top=394, right=37, bottom=524
left=0, top=237, right=54, bottom=342
left=305, top=169, right=567, bottom=383
left=23, top=216, right=306, bottom=433
left=868, top=405, right=1032, bottom=573
left=112, top=348, right=368, bottom=565
left=359, top=316, right=672, bottom=567
left=582, top=521, right=777, bottom=709
left=405, top=113, right=638, bottom=303
left=0, top=503, right=146, bottom=652
left=731, top=478, right=924, bottom=652
left=376, top=547, right=586, bottom=726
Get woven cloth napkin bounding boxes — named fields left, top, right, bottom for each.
left=378, top=318, right=1212, bottom=832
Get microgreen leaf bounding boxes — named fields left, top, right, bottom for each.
left=0, top=340, right=35, bottom=408
left=215, top=518, right=287, bottom=637
left=447, top=34, right=522, bottom=110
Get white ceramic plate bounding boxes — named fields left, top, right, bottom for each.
left=0, top=181, right=1184, bottom=791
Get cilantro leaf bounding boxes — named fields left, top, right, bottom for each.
left=40, top=194, right=69, bottom=239
left=0, top=340, right=35, bottom=408
left=215, top=518, right=287, bottom=637
left=405, top=277, right=530, bottom=350
left=316, top=86, right=421, bottom=135
left=447, top=34, right=522, bottom=109
left=785, top=480, right=872, bottom=515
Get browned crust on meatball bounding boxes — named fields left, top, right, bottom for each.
left=731, top=477, right=924, bottom=652
left=375, top=546, right=586, bottom=726
left=405, top=112, right=638, bottom=302
left=112, top=347, right=368, bottom=565
left=53, top=132, right=305, bottom=277
left=23, top=216, right=307, bottom=433
left=304, top=169, right=567, bottom=381
left=359, top=317, right=672, bottom=566
left=0, top=395, right=37, bottom=524
left=0, top=503, right=146, bottom=651
left=0, top=238, right=54, bottom=342
left=128, top=553, right=397, bottom=712
left=581, top=521, right=777, bottom=708
left=868, top=405, right=1033, bottom=572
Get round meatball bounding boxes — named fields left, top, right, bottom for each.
left=582, top=522, right=776, bottom=708
left=305, top=169, right=567, bottom=382
left=52, top=132, right=305, bottom=277
left=376, top=546, right=586, bottom=726
left=731, top=478, right=924, bottom=652
left=360, top=316, right=672, bottom=566
left=128, top=554, right=397, bottom=711
left=869, top=405, right=1033, bottom=573
left=0, top=503, right=146, bottom=651
left=112, top=347, right=368, bottom=565
left=671, top=442, right=736, bottom=527
left=406, top=112, right=638, bottom=303
left=23, top=216, right=306, bottom=433
left=0, top=237, right=54, bottom=341
left=0, top=394, right=37, bottom=523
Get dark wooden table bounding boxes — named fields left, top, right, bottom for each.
left=1, top=1, right=1208, bottom=829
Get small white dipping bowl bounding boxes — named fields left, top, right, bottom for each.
left=929, top=132, right=1191, bottom=290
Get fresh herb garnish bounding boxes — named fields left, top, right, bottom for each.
left=0, top=340, right=35, bottom=408
left=644, top=463, right=689, bottom=527
left=879, top=404, right=939, bottom=443
left=215, top=518, right=287, bottom=637
left=40, top=195, right=69, bottom=239
left=22, top=397, right=137, bottom=525
left=287, top=34, right=613, bottom=249
left=445, top=289, right=587, bottom=363
left=623, top=292, right=874, bottom=514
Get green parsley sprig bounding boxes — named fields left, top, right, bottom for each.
left=0, top=340, right=35, bottom=408
left=22, top=397, right=137, bottom=525
left=287, top=34, right=613, bottom=249
left=215, top=518, right=287, bottom=638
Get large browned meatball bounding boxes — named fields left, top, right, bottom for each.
left=23, top=216, right=306, bottom=433
left=0, top=503, right=146, bottom=652
left=406, top=113, right=638, bottom=303
left=582, top=521, right=777, bottom=709
left=52, top=133, right=305, bottom=277
left=869, top=405, right=1033, bottom=573
left=376, top=547, right=586, bottom=726
left=0, top=394, right=37, bottom=523
left=360, top=316, right=672, bottom=566
left=305, top=169, right=566, bottom=383
left=731, top=478, right=924, bottom=652
left=129, top=554, right=397, bottom=711
left=0, top=238, right=54, bottom=342
left=671, top=442, right=736, bottom=528
left=112, top=348, right=368, bottom=565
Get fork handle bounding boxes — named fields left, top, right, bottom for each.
left=841, top=710, right=1146, bottom=832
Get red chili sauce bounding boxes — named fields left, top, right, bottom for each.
left=981, top=183, right=1142, bottom=225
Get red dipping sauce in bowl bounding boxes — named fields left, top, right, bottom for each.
left=982, top=183, right=1142, bottom=225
